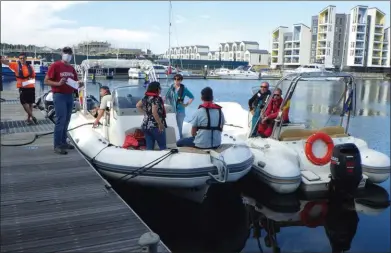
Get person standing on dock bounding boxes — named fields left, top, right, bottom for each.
left=44, top=47, right=84, bottom=155
left=1, top=53, right=38, bottom=125
left=166, top=74, right=194, bottom=138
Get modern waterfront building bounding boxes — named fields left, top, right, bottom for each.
left=270, top=24, right=311, bottom=69
left=310, top=5, right=348, bottom=69
left=367, top=8, right=386, bottom=67
left=270, top=26, right=289, bottom=68
left=345, top=6, right=389, bottom=70
left=383, top=27, right=390, bottom=67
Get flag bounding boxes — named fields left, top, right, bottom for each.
left=341, top=89, right=353, bottom=116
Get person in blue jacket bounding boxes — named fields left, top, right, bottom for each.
left=166, top=74, right=194, bottom=138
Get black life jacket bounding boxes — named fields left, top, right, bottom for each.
left=16, top=61, right=33, bottom=79
left=172, top=84, right=185, bottom=105
left=253, top=90, right=271, bottom=109
left=197, top=102, right=223, bottom=148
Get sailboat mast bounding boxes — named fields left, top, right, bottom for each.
left=168, top=0, right=172, bottom=66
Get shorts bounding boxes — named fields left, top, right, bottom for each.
left=19, top=88, right=36, bottom=105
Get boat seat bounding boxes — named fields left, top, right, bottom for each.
left=155, top=126, right=177, bottom=149
left=279, top=129, right=317, bottom=141
left=279, top=126, right=349, bottom=141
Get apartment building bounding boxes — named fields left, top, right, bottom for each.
left=311, top=5, right=348, bottom=69
left=367, top=8, right=386, bottom=67
left=383, top=27, right=390, bottom=67
left=270, top=26, right=289, bottom=68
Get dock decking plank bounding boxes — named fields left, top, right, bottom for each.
left=1, top=92, right=169, bottom=253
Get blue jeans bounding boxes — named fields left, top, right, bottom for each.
left=143, top=128, right=167, bottom=150
left=176, top=111, right=186, bottom=139
left=176, top=137, right=195, bottom=147
left=53, top=93, right=74, bottom=148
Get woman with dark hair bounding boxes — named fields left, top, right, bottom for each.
left=136, top=81, right=167, bottom=150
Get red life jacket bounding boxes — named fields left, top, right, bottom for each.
left=145, top=92, right=167, bottom=124
left=197, top=102, right=223, bottom=132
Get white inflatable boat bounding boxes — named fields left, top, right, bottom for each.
left=67, top=79, right=253, bottom=203
left=201, top=72, right=390, bottom=195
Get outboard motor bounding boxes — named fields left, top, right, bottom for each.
left=330, top=143, right=362, bottom=195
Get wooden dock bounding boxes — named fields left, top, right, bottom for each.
left=0, top=90, right=170, bottom=253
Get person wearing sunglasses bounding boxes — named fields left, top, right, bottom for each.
left=44, top=47, right=84, bottom=155
left=167, top=74, right=194, bottom=138
left=1, top=53, right=38, bottom=125
left=257, top=88, right=288, bottom=138
left=248, top=82, right=271, bottom=136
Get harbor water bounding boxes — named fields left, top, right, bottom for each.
left=1, top=76, right=390, bottom=252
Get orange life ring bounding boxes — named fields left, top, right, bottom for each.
left=300, top=201, right=328, bottom=228
left=305, top=132, right=334, bottom=166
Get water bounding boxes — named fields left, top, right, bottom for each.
left=2, top=76, right=390, bottom=252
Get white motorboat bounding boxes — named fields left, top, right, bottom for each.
left=67, top=68, right=254, bottom=203
left=188, top=72, right=390, bottom=195
left=209, top=68, right=230, bottom=76
left=216, top=65, right=260, bottom=80
left=284, top=64, right=341, bottom=81
left=128, top=64, right=177, bottom=79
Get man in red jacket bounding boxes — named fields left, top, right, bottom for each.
left=257, top=88, right=289, bottom=138
left=44, top=47, right=83, bottom=155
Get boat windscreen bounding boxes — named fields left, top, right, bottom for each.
left=112, top=85, right=170, bottom=109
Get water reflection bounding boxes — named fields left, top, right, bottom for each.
left=240, top=177, right=390, bottom=253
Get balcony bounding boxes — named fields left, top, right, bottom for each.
left=357, top=21, right=366, bottom=26
left=355, top=50, right=364, bottom=57
left=284, top=52, right=292, bottom=56
left=272, top=45, right=279, bottom=49
left=372, top=53, right=381, bottom=58
left=374, top=28, right=383, bottom=35
left=318, top=35, right=327, bottom=41
left=293, top=42, right=300, bottom=49
left=381, top=60, right=388, bottom=65
left=373, top=45, right=382, bottom=51
left=357, top=28, right=366, bottom=33
left=318, top=28, right=327, bottom=33
left=382, top=53, right=388, bottom=58
left=285, top=46, right=292, bottom=50
left=354, top=58, right=363, bottom=64
left=356, top=36, right=365, bottom=41
left=292, top=50, right=300, bottom=55
left=371, top=60, right=381, bottom=66
left=292, top=58, right=299, bottom=63
left=273, top=38, right=279, bottom=43
left=356, top=42, right=365, bottom=49
left=284, top=57, right=292, bottom=63
left=375, top=23, right=384, bottom=27
left=271, top=58, right=278, bottom=63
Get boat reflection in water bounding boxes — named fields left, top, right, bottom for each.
left=112, top=182, right=250, bottom=252
left=241, top=177, right=390, bottom=253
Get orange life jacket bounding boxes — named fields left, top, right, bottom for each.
left=11, top=62, right=35, bottom=88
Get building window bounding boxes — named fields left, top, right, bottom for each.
left=339, top=34, right=341, bottom=40
left=327, top=41, right=331, bottom=47
left=311, top=44, right=315, bottom=49
left=313, top=28, right=317, bottom=34
left=338, top=42, right=341, bottom=48
left=328, top=25, right=332, bottom=32
left=339, top=28, right=342, bottom=33
left=352, top=26, right=356, bottom=32
left=327, top=49, right=330, bottom=55
left=350, top=49, right=354, bottom=56
left=337, top=50, right=340, bottom=56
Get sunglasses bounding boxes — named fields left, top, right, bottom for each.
left=273, top=94, right=281, bottom=97
left=19, top=57, right=25, bottom=60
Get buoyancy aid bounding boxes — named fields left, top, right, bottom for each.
left=14, top=61, right=35, bottom=88
left=197, top=102, right=223, bottom=132
left=197, top=102, right=223, bottom=148
left=16, top=61, right=33, bottom=79
left=172, top=84, right=185, bottom=106
left=145, top=91, right=167, bottom=127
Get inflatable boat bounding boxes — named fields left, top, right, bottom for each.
left=67, top=82, right=254, bottom=203
left=187, top=72, right=390, bottom=195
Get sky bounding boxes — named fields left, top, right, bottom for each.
left=1, top=1, right=390, bottom=54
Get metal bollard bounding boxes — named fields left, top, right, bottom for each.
left=138, top=232, right=160, bottom=253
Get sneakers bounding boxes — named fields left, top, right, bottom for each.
left=54, top=143, right=75, bottom=155
left=32, top=116, right=38, bottom=124
left=62, top=143, right=75, bottom=150
left=54, top=147, right=68, bottom=155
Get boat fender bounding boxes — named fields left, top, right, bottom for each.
left=300, top=201, right=328, bottom=228
left=305, top=132, right=334, bottom=166
left=257, top=161, right=266, bottom=168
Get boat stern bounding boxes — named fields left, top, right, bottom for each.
left=359, top=147, right=391, bottom=183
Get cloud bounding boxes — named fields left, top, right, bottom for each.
left=174, top=14, right=187, bottom=24
left=0, top=1, right=157, bottom=49
left=199, top=15, right=210, bottom=20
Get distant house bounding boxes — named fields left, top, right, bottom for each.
left=244, top=49, right=270, bottom=66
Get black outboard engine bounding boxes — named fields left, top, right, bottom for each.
left=330, top=143, right=362, bottom=195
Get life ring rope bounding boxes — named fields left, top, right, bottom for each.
left=305, top=132, right=334, bottom=166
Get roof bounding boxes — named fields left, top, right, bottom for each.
left=241, top=41, right=259, bottom=45
left=272, top=26, right=289, bottom=33
left=319, top=5, right=336, bottom=14
left=246, top=49, right=268, bottom=54
left=197, top=52, right=208, bottom=55
left=194, top=45, right=209, bottom=48
left=225, top=42, right=233, bottom=46
left=351, top=5, right=368, bottom=10
left=208, top=51, right=217, bottom=54
left=293, top=23, right=310, bottom=29
left=368, top=7, right=386, bottom=16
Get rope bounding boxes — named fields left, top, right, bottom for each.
left=1, top=122, right=95, bottom=147
left=115, top=148, right=179, bottom=182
